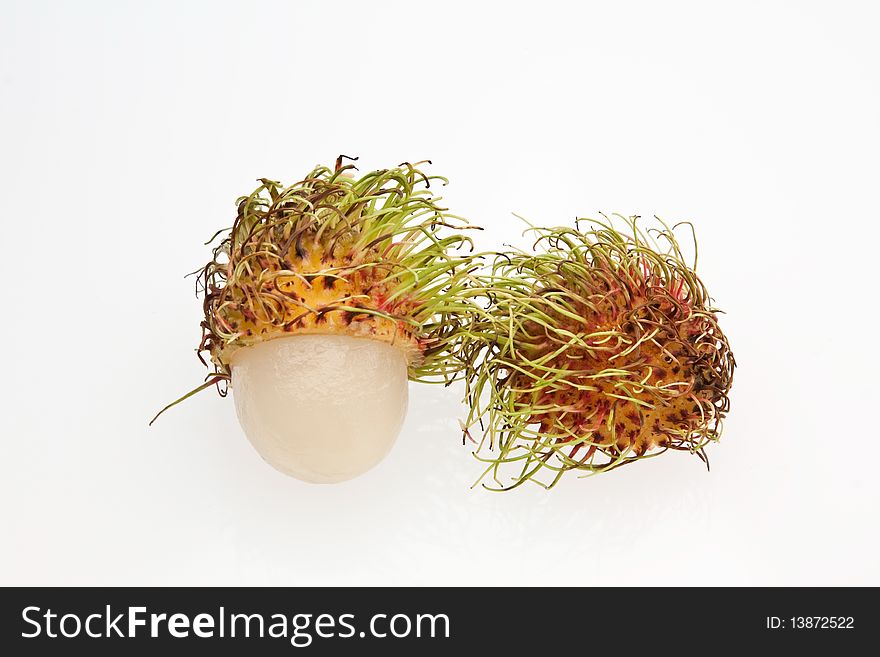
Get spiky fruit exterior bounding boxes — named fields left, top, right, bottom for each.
left=196, top=160, right=479, bottom=384
left=459, top=217, right=735, bottom=490
left=210, top=233, right=424, bottom=366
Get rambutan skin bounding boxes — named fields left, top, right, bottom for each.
left=150, top=158, right=482, bottom=427
left=195, top=159, right=482, bottom=384
left=458, top=217, right=735, bottom=490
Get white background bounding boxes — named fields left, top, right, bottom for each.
left=2, top=0, right=878, bottom=586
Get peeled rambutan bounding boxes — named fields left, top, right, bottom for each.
left=458, top=216, right=735, bottom=490
left=152, top=157, right=480, bottom=482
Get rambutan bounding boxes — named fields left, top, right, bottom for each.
left=458, top=216, right=735, bottom=490
left=152, top=157, right=481, bottom=482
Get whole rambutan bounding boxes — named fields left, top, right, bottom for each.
left=458, top=216, right=735, bottom=490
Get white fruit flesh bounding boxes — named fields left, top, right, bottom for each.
left=230, top=334, right=409, bottom=483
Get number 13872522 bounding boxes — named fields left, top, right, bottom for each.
left=766, top=617, right=854, bottom=630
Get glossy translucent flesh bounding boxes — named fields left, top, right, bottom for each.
left=230, top=334, right=408, bottom=483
